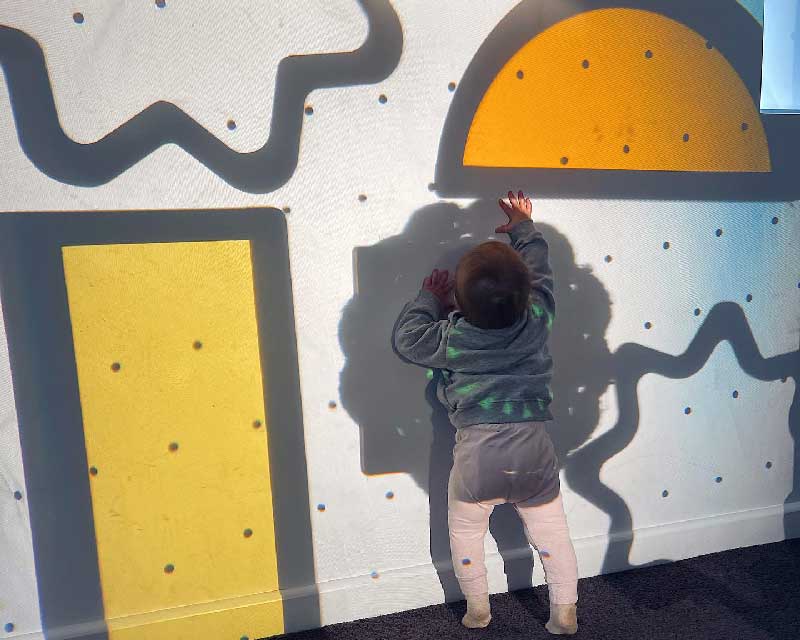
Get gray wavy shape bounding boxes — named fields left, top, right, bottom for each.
left=0, top=0, right=402, bottom=193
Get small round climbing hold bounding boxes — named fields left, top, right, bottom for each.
left=358, top=194, right=367, bottom=202
left=705, top=41, right=713, bottom=49
left=644, top=322, right=652, bottom=330
left=4, top=623, right=14, bottom=633
left=328, top=400, right=337, bottom=410
left=771, top=216, right=779, bottom=225
left=282, top=206, right=291, bottom=214
left=371, top=570, right=379, bottom=579
left=694, top=308, right=702, bottom=316
left=227, top=119, right=237, bottom=131
left=623, top=145, right=630, bottom=154
left=193, top=341, right=203, bottom=350
left=741, top=122, right=749, bottom=131
left=746, top=294, right=753, bottom=302
left=516, top=70, right=524, bottom=79
left=662, top=490, right=669, bottom=498
left=317, top=503, right=326, bottom=512
left=448, top=82, right=456, bottom=92
left=378, top=94, right=388, bottom=104
left=645, top=50, right=653, bottom=59
left=732, top=390, right=739, bottom=399
left=73, top=12, right=85, bottom=24
left=604, top=255, right=613, bottom=263
left=156, top=0, right=166, bottom=8
left=715, top=476, right=723, bottom=483
left=305, top=105, right=314, bottom=116
left=684, top=407, right=692, bottom=415
left=385, top=491, right=394, bottom=500
left=663, top=241, right=670, bottom=250
left=13, top=490, right=22, bottom=500
left=540, top=550, right=551, bottom=558
left=766, top=461, right=773, bottom=469
left=111, top=362, right=121, bottom=372
left=89, top=466, right=99, bottom=476
left=683, top=133, right=690, bottom=142
left=582, top=59, right=589, bottom=69
left=715, top=228, right=723, bottom=237
left=244, top=528, right=254, bottom=538
left=462, top=558, right=471, bottom=566
left=253, top=419, right=263, bottom=429
left=164, top=563, right=175, bottom=574
left=560, top=156, right=569, bottom=165
left=168, top=442, right=179, bottom=452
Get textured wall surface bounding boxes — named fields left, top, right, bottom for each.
left=0, top=1, right=798, bottom=638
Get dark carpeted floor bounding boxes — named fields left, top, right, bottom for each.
left=275, top=539, right=800, bottom=640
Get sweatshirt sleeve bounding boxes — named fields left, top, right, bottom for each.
left=392, top=289, right=451, bottom=369
left=508, top=219, right=555, bottom=317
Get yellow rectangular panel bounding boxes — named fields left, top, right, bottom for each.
left=62, top=240, right=284, bottom=639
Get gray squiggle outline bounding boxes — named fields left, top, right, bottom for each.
left=0, top=0, right=402, bottom=193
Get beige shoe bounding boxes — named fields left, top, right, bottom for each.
left=545, top=603, right=578, bottom=635
left=462, top=594, right=492, bottom=628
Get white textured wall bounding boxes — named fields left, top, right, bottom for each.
left=1, top=0, right=796, bottom=633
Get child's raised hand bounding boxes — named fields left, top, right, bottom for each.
left=423, top=268, right=455, bottom=308
left=496, top=190, right=532, bottom=233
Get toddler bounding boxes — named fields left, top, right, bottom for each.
left=393, top=191, right=579, bottom=634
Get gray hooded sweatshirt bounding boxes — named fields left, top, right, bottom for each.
left=393, top=219, right=555, bottom=429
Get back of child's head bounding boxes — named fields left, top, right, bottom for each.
left=455, top=241, right=531, bottom=330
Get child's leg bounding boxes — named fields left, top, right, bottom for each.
left=515, top=493, right=579, bottom=635
left=448, top=470, right=494, bottom=627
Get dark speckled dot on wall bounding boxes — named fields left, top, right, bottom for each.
left=371, top=570, right=380, bottom=579
left=644, top=322, right=653, bottom=330
left=73, top=12, right=84, bottom=24
left=164, top=563, right=175, bottom=574
left=715, top=476, right=723, bottom=483
left=227, top=119, right=237, bottom=131
left=645, top=49, right=653, bottom=59
left=13, top=490, right=22, bottom=500
left=4, top=623, right=14, bottom=633
left=516, top=70, right=524, bottom=79
left=746, top=294, right=753, bottom=302
left=694, top=308, right=702, bottom=316
left=732, top=390, right=739, bottom=399
left=462, top=558, right=471, bottom=566
left=317, top=503, right=326, bottom=512
left=663, top=241, right=670, bottom=249
left=385, top=491, right=395, bottom=500
left=448, top=82, right=456, bottom=92
left=582, top=59, right=589, bottom=69
left=662, top=490, right=669, bottom=497
left=716, top=228, right=723, bottom=237
left=684, top=407, right=692, bottom=415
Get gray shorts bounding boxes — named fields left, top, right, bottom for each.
left=449, top=421, right=560, bottom=508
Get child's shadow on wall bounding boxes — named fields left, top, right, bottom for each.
left=339, top=199, right=615, bottom=601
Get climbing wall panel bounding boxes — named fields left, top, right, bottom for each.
left=62, top=240, right=284, bottom=639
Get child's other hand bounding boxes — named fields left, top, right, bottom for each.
left=496, top=190, right=532, bottom=233
left=423, top=269, right=455, bottom=309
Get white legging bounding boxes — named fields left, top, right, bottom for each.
left=448, top=481, right=579, bottom=604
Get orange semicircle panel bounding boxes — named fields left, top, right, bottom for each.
left=464, top=8, right=770, bottom=172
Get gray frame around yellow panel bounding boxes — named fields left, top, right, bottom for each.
left=435, top=0, right=800, bottom=201
left=0, top=209, right=318, bottom=638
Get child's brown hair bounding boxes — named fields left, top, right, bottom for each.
left=455, top=241, right=530, bottom=330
